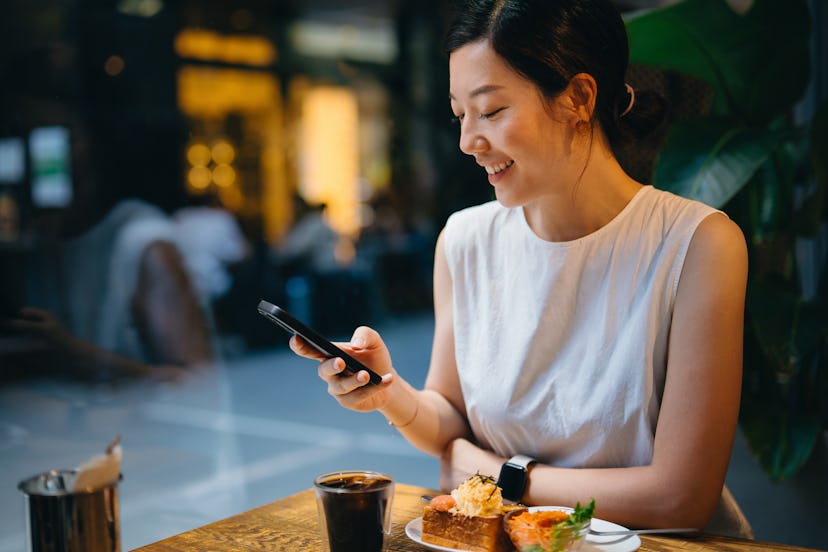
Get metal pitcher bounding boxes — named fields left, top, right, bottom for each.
left=18, top=470, right=121, bottom=552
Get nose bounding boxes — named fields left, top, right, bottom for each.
left=458, top=120, right=488, bottom=157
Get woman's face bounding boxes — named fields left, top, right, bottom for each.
left=449, top=40, right=581, bottom=207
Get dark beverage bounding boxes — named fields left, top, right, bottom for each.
left=314, top=471, right=394, bottom=552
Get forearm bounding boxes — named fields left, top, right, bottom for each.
left=441, top=436, right=722, bottom=530
left=67, top=338, right=197, bottom=381
left=380, top=377, right=471, bottom=457
left=521, top=462, right=719, bottom=530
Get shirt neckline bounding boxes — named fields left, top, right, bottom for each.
left=517, top=185, right=652, bottom=247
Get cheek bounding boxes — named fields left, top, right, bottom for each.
left=529, top=119, right=573, bottom=165
left=499, top=120, right=536, bottom=157
left=503, top=109, right=561, bottom=158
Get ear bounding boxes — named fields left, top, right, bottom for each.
left=562, top=73, right=598, bottom=125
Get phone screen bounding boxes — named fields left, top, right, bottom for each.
left=257, top=300, right=382, bottom=385
left=29, top=126, right=73, bottom=208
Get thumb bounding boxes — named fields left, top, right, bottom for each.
left=349, top=325, right=382, bottom=351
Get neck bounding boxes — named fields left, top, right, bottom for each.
left=522, top=143, right=642, bottom=242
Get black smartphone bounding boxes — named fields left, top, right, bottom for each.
left=257, top=300, right=382, bottom=385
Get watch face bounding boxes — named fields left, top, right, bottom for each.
left=498, top=463, right=527, bottom=501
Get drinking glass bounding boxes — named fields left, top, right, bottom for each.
left=314, top=470, right=394, bottom=552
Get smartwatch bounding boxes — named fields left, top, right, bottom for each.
left=496, top=454, right=536, bottom=503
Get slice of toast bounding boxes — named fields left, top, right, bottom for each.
left=422, top=505, right=514, bottom=552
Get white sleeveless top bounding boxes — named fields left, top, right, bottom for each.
left=443, top=186, right=719, bottom=468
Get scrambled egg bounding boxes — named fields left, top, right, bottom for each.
left=450, top=474, right=503, bottom=516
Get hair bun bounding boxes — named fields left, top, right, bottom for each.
left=618, top=88, right=667, bottom=141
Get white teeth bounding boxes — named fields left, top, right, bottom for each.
left=484, top=160, right=514, bottom=174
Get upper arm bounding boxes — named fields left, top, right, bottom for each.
left=132, top=240, right=215, bottom=367
left=425, top=229, right=467, bottom=420
left=652, top=213, right=748, bottom=519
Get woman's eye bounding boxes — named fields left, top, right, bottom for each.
left=479, top=107, right=505, bottom=120
left=450, top=114, right=464, bottom=124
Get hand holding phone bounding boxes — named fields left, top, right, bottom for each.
left=257, top=300, right=382, bottom=385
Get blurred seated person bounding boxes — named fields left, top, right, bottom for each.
left=273, top=195, right=340, bottom=277
left=0, top=102, right=215, bottom=382
left=362, top=189, right=405, bottom=238
left=173, top=192, right=250, bottom=301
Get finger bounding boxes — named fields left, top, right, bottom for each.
left=324, top=360, right=374, bottom=397
left=353, top=370, right=372, bottom=385
left=289, top=334, right=328, bottom=361
left=329, top=377, right=381, bottom=411
left=317, top=357, right=347, bottom=381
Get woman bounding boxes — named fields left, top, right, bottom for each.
left=291, top=0, right=748, bottom=534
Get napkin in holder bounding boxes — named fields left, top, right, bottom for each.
left=73, top=436, right=123, bottom=492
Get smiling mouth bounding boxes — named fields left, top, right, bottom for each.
left=484, top=160, right=514, bottom=175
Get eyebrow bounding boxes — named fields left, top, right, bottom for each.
left=449, top=84, right=505, bottom=101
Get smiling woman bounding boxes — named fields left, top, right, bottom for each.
left=286, top=0, right=751, bottom=539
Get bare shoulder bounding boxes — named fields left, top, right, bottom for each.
left=678, top=212, right=748, bottom=302
left=436, top=225, right=448, bottom=249
left=433, top=227, right=450, bottom=278
left=685, top=212, right=747, bottom=272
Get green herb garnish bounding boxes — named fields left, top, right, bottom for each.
left=545, top=500, right=595, bottom=551
left=565, top=498, right=595, bottom=526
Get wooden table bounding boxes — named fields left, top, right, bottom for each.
left=133, top=483, right=818, bottom=551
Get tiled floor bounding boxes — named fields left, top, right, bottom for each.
left=1, top=314, right=826, bottom=551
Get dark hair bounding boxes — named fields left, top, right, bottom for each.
left=443, top=0, right=665, bottom=150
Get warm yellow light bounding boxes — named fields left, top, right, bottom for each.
left=299, top=86, right=360, bottom=238
left=211, top=140, right=235, bottom=164
left=178, top=66, right=280, bottom=118
left=176, top=63, right=288, bottom=246
left=175, top=28, right=277, bottom=66
left=218, top=186, right=244, bottom=213
left=212, top=163, right=236, bottom=187
left=187, top=166, right=211, bottom=190
left=187, top=143, right=211, bottom=166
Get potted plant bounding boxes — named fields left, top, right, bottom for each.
left=623, top=0, right=827, bottom=481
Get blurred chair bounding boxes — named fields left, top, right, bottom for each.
left=706, top=485, right=754, bottom=539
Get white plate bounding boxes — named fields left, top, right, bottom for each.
left=404, top=506, right=641, bottom=552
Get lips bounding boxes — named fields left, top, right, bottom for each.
left=484, top=160, right=514, bottom=175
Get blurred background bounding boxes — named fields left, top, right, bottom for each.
left=0, top=0, right=826, bottom=550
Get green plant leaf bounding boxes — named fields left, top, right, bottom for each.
left=749, top=133, right=806, bottom=242
left=740, top=277, right=826, bottom=480
left=740, top=409, right=820, bottom=481
left=744, top=275, right=800, bottom=382
left=625, top=0, right=810, bottom=123
left=627, top=0, right=823, bottom=482
left=652, top=118, right=787, bottom=208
